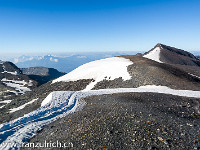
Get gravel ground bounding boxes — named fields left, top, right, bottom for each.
left=24, top=92, right=200, bottom=150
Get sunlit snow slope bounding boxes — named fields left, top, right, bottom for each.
left=52, top=57, right=133, bottom=91
left=143, top=47, right=163, bottom=63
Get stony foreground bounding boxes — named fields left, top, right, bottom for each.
left=25, top=92, right=200, bottom=150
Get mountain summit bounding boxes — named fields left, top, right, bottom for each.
left=143, top=43, right=200, bottom=66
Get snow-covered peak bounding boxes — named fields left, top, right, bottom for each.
left=52, top=57, right=133, bottom=91
left=143, top=46, right=163, bottom=63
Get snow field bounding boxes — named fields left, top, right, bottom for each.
left=52, top=57, right=133, bottom=91
left=1, top=78, right=32, bottom=95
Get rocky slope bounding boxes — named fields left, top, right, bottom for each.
left=0, top=62, right=66, bottom=113
left=143, top=43, right=200, bottom=77
left=0, top=61, right=40, bottom=114
left=143, top=43, right=200, bottom=66
left=0, top=61, right=38, bottom=96
left=26, top=92, right=200, bottom=150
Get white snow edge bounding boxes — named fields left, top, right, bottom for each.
left=10, top=98, right=38, bottom=113
left=42, top=85, right=200, bottom=107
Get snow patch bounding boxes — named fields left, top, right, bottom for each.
left=0, top=100, right=12, bottom=104
left=0, top=105, right=5, bottom=109
left=1, top=78, right=32, bottom=94
left=143, top=47, right=163, bottom=63
left=41, top=93, right=53, bottom=106
left=188, top=73, right=200, bottom=79
left=10, top=98, right=38, bottom=113
left=1, top=71, right=18, bottom=75
left=0, top=100, right=12, bottom=109
left=52, top=57, right=133, bottom=90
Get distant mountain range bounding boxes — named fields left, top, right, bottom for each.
left=8, top=52, right=138, bottom=73
left=2, top=50, right=200, bottom=74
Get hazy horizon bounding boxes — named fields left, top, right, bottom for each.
left=1, top=49, right=200, bottom=63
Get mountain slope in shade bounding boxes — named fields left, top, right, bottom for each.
left=0, top=61, right=38, bottom=97
left=143, top=43, right=200, bottom=66
left=21, top=67, right=66, bottom=85
left=0, top=61, right=41, bottom=112
left=0, top=61, right=22, bottom=75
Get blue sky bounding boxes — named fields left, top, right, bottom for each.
left=0, top=0, right=200, bottom=53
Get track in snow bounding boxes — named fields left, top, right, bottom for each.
left=0, top=85, right=200, bottom=149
